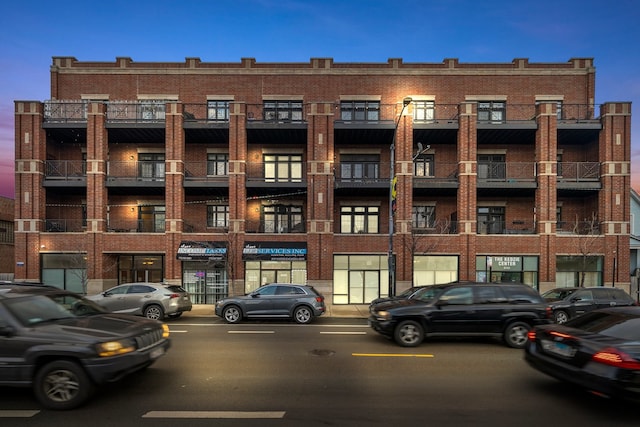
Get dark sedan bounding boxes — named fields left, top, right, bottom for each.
left=524, top=307, right=640, bottom=402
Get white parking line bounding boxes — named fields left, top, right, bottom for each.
left=320, top=331, right=367, bottom=335
left=0, top=410, right=39, bottom=418
left=228, top=330, right=275, bottom=334
left=143, top=410, right=285, bottom=419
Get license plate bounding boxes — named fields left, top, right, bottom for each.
left=541, top=339, right=576, bottom=357
left=149, top=347, right=165, bottom=360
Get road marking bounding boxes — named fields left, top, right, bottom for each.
left=168, top=330, right=188, bottom=333
left=0, top=410, right=39, bottom=418
left=228, top=330, right=275, bottom=334
left=352, top=353, right=435, bottom=358
left=143, top=411, right=285, bottom=419
left=320, top=331, right=367, bottom=335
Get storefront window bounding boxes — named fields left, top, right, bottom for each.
left=244, top=260, right=307, bottom=293
left=475, top=255, right=538, bottom=288
left=413, top=255, right=458, bottom=285
left=333, top=254, right=388, bottom=304
left=182, top=262, right=227, bottom=304
left=556, top=255, right=602, bottom=287
left=41, top=253, right=87, bottom=294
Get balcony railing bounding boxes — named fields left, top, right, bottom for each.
left=44, top=219, right=85, bottom=232
left=106, top=101, right=166, bottom=123
left=107, top=219, right=165, bottom=233
left=246, top=162, right=305, bottom=183
left=413, top=162, right=458, bottom=184
left=183, top=161, right=228, bottom=183
left=557, top=162, right=600, bottom=181
left=477, top=162, right=536, bottom=182
left=557, top=220, right=602, bottom=235
left=245, top=219, right=306, bottom=234
left=412, top=219, right=458, bottom=234
left=107, top=161, right=165, bottom=181
left=45, top=160, right=86, bottom=180
left=477, top=220, right=536, bottom=235
left=43, top=100, right=88, bottom=123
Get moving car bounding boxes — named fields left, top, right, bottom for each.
left=524, top=307, right=640, bottom=402
left=369, top=281, right=551, bottom=348
left=0, top=283, right=170, bottom=410
left=215, top=283, right=325, bottom=324
left=542, top=287, right=636, bottom=324
left=87, top=282, right=192, bottom=320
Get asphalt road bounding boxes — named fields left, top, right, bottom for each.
left=0, top=317, right=637, bottom=426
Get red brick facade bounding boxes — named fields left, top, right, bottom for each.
left=13, top=56, right=631, bottom=301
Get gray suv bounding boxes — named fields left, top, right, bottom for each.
left=0, top=283, right=170, bottom=409
left=542, top=286, right=637, bottom=324
left=215, top=283, right=326, bottom=324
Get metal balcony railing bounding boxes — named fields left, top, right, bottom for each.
left=106, top=219, right=165, bottom=233
left=556, top=220, right=602, bottom=235
left=183, top=161, right=228, bottom=182
left=107, top=161, right=165, bottom=181
left=557, top=162, right=600, bottom=181
left=477, top=162, right=536, bottom=182
left=246, top=162, right=305, bottom=183
left=412, top=219, right=458, bottom=234
left=43, top=100, right=88, bottom=123
left=45, top=160, right=86, bottom=179
left=245, top=219, right=305, bottom=234
left=477, top=220, right=536, bottom=235
left=44, top=219, right=86, bottom=232
left=106, top=101, right=166, bottom=123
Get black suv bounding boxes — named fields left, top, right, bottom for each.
left=542, top=286, right=637, bottom=324
left=0, top=283, right=171, bottom=410
left=369, top=282, right=551, bottom=348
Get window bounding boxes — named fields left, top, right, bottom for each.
left=477, top=206, right=505, bottom=234
left=263, top=101, right=303, bottom=121
left=414, top=154, right=434, bottom=177
left=413, top=100, right=435, bottom=122
left=207, top=153, right=229, bottom=176
left=340, top=101, right=380, bottom=121
left=207, top=101, right=230, bottom=121
left=139, top=101, right=166, bottom=121
left=138, top=153, right=165, bottom=180
left=557, top=206, right=564, bottom=231
left=438, top=287, right=473, bottom=305
left=478, top=101, right=505, bottom=123
left=340, top=154, right=380, bottom=181
left=207, top=205, right=229, bottom=228
left=263, top=205, right=304, bottom=233
left=264, top=154, right=303, bottom=182
left=478, top=154, right=505, bottom=180
left=333, top=255, right=387, bottom=304
left=341, top=206, right=379, bottom=234
left=412, top=206, right=435, bottom=229
left=138, top=205, right=165, bottom=232
left=0, top=219, right=14, bottom=243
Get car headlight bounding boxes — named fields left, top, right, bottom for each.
left=96, top=339, right=136, bottom=357
left=162, top=323, right=170, bottom=339
left=374, top=310, right=392, bottom=320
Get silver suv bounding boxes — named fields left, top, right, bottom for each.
left=87, top=282, right=192, bottom=320
left=215, top=283, right=326, bottom=324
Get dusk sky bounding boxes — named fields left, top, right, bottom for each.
left=1, top=0, right=639, bottom=200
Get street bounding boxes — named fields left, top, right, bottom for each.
left=0, top=316, right=637, bottom=426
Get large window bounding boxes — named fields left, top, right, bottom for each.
left=478, top=154, right=505, bottom=180
left=412, top=206, right=436, bottom=229
left=263, top=205, right=304, bottom=233
left=413, top=100, right=435, bottom=122
left=556, top=255, right=603, bottom=287
left=138, top=205, right=165, bottom=233
left=264, top=154, right=303, bottom=182
left=207, top=205, right=229, bottom=228
left=138, top=153, right=165, bottom=180
left=263, top=101, right=303, bottom=121
left=341, top=206, right=379, bottom=234
left=340, top=154, right=380, bottom=181
left=207, top=153, right=229, bottom=176
left=477, top=206, right=505, bottom=234
left=478, top=101, right=505, bottom=123
left=414, top=154, right=434, bottom=177
left=413, top=255, right=458, bottom=286
left=333, top=255, right=388, bottom=304
left=340, top=101, right=380, bottom=121
left=41, top=253, right=87, bottom=294
left=245, top=260, right=307, bottom=293
left=207, top=101, right=230, bottom=121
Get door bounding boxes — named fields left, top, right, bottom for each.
left=429, top=286, right=476, bottom=333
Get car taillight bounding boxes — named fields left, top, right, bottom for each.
left=168, top=293, right=180, bottom=299
left=545, top=306, right=553, bottom=319
left=592, top=347, right=640, bottom=369
left=316, top=296, right=324, bottom=303
left=527, top=330, right=536, bottom=341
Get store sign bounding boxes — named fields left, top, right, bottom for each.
left=490, top=256, right=522, bottom=271
left=242, top=241, right=307, bottom=261
left=177, top=241, right=227, bottom=261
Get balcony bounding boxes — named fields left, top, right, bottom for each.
left=334, top=162, right=389, bottom=190
left=106, top=161, right=165, bottom=188
left=106, top=219, right=165, bottom=233
left=477, top=220, right=536, bottom=235
left=557, top=220, right=602, bottom=235
left=44, top=219, right=85, bottom=233
left=246, top=162, right=306, bottom=188
left=43, top=160, right=86, bottom=187
left=477, top=162, right=537, bottom=189
left=245, top=219, right=306, bottom=234
left=412, top=219, right=458, bottom=235
left=183, top=161, right=228, bottom=188
left=557, top=162, right=601, bottom=190
left=413, top=162, right=458, bottom=190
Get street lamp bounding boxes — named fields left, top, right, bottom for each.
left=388, top=96, right=412, bottom=298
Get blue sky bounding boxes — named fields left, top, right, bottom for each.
left=1, top=0, right=639, bottom=199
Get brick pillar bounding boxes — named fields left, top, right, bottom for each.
left=164, top=102, right=184, bottom=282
left=394, top=103, right=414, bottom=286
left=534, top=101, right=558, bottom=287
left=457, top=102, right=478, bottom=281
left=228, top=101, right=247, bottom=293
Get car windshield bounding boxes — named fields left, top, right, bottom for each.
left=412, top=286, right=444, bottom=303
left=5, top=294, right=106, bottom=326
left=542, top=288, right=577, bottom=301
left=565, top=311, right=640, bottom=341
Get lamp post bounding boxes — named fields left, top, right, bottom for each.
left=388, top=96, right=412, bottom=298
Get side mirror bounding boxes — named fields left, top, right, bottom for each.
left=0, top=324, right=16, bottom=337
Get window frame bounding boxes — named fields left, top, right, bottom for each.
left=340, top=101, right=380, bottom=121
left=340, top=206, right=380, bottom=234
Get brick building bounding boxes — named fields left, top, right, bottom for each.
left=13, top=56, right=631, bottom=304
left=0, top=196, right=14, bottom=279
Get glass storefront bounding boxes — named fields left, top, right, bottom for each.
left=41, top=253, right=87, bottom=294
left=177, top=241, right=228, bottom=303
left=475, top=255, right=538, bottom=288
left=413, top=255, right=459, bottom=285
left=556, top=255, right=603, bottom=287
left=333, top=254, right=388, bottom=304
left=242, top=242, right=307, bottom=293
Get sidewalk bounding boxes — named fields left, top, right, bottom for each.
left=183, top=303, right=369, bottom=319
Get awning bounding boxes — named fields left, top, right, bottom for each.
left=177, top=241, right=227, bottom=261
left=242, top=241, right=307, bottom=261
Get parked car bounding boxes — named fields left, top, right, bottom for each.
left=369, top=285, right=430, bottom=305
left=215, top=283, right=326, bottom=324
left=87, top=282, right=192, bottom=320
left=524, top=307, right=640, bottom=402
left=0, top=283, right=170, bottom=410
left=542, top=287, right=636, bottom=324
left=368, top=282, right=552, bottom=348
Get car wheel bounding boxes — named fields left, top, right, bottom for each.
left=144, top=304, right=164, bottom=320
left=554, top=310, right=569, bottom=324
left=293, top=306, right=313, bottom=324
left=394, top=320, right=424, bottom=347
left=34, top=360, right=93, bottom=410
left=167, top=312, right=183, bottom=319
left=504, top=321, right=530, bottom=349
left=222, top=305, right=242, bottom=324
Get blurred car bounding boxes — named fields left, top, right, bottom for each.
left=215, top=283, right=325, bottom=324
left=524, top=307, right=640, bottom=402
left=369, top=285, right=430, bottom=305
left=542, top=287, right=636, bottom=324
left=369, top=281, right=552, bottom=348
left=87, top=282, right=192, bottom=320
left=0, top=282, right=170, bottom=410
